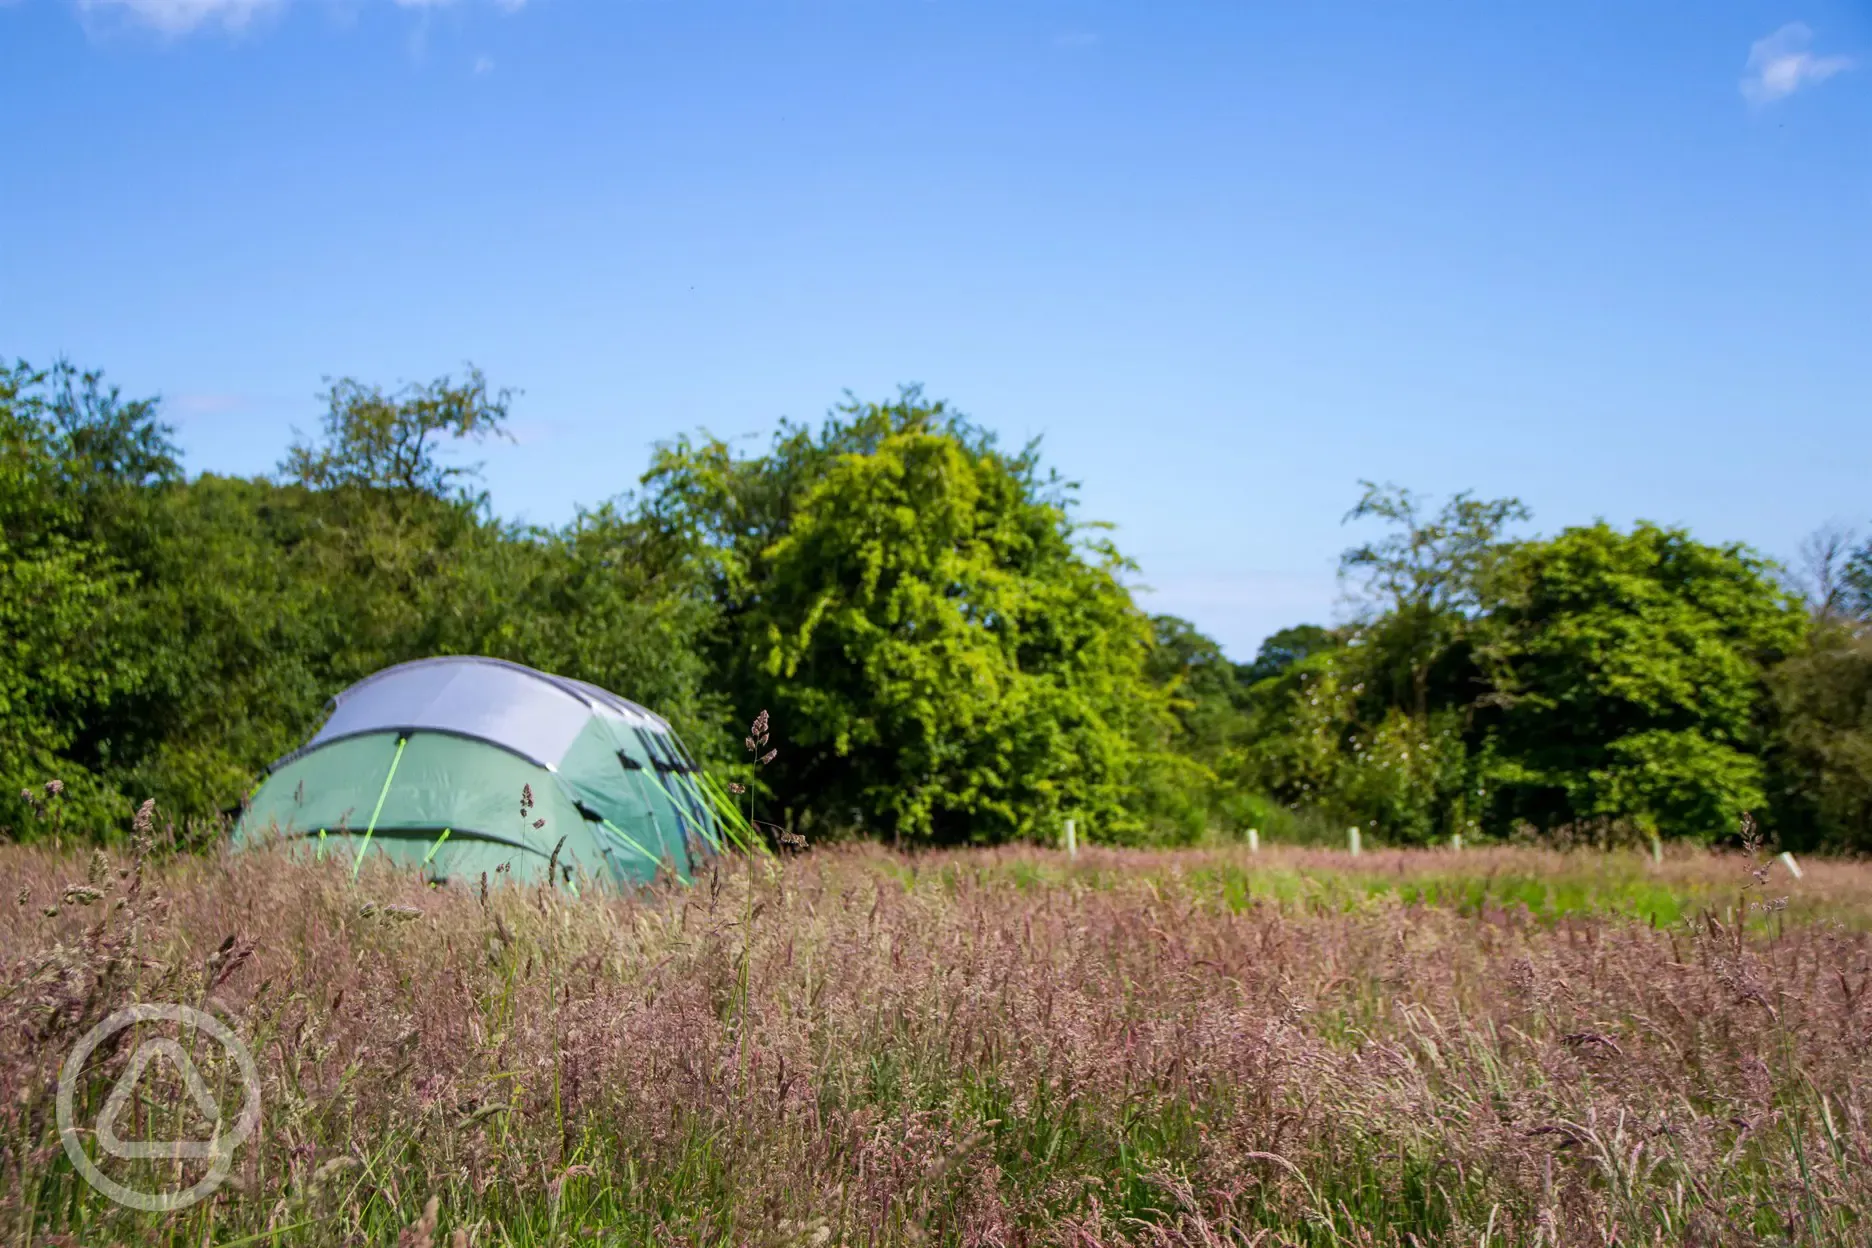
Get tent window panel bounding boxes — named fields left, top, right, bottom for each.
left=635, top=727, right=689, bottom=774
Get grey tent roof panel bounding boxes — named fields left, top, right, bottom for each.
left=568, top=678, right=671, bottom=731
left=304, top=656, right=598, bottom=768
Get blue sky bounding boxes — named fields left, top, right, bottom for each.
left=2, top=1, right=1867, bottom=658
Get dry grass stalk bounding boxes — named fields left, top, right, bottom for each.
left=1, top=834, right=1868, bottom=1244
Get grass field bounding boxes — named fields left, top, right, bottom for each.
left=3, top=838, right=1869, bottom=1246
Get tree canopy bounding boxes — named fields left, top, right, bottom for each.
left=642, top=390, right=1173, bottom=844
left=1475, top=522, right=1805, bottom=839
left=1, top=354, right=1864, bottom=851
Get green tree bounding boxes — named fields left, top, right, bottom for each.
left=4, top=357, right=727, bottom=839
left=449, top=502, right=727, bottom=756
left=1234, top=647, right=1355, bottom=822
left=645, top=390, right=1172, bottom=844
left=1768, top=626, right=1872, bottom=849
left=0, top=360, right=179, bottom=835
left=281, top=368, right=513, bottom=500
left=1146, top=615, right=1242, bottom=758
left=1219, top=484, right=1525, bottom=846
left=1476, top=522, right=1805, bottom=841
left=1838, top=532, right=1872, bottom=623
left=1339, top=481, right=1529, bottom=719
left=1238, top=624, right=1338, bottom=687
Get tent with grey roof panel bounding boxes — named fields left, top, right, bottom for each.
left=231, top=656, right=727, bottom=888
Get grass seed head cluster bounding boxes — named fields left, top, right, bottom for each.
left=2, top=825, right=1869, bottom=1246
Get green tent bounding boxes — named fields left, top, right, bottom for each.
left=233, top=656, right=725, bottom=889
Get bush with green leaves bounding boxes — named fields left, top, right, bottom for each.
left=644, top=389, right=1178, bottom=845
left=1474, top=521, right=1806, bottom=843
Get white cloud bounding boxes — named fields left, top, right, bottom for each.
left=74, top=0, right=523, bottom=35
left=77, top=0, right=281, bottom=33
left=1741, top=22, right=1854, bottom=105
left=472, top=52, right=492, bottom=73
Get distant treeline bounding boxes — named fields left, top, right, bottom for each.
left=3, top=358, right=1867, bottom=849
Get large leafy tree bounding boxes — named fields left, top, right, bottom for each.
left=1765, top=526, right=1872, bottom=849
left=1237, top=624, right=1338, bottom=687
left=1767, top=628, right=1872, bottom=853
left=1475, top=522, right=1805, bottom=841
left=75, top=370, right=528, bottom=821
left=1338, top=481, right=1529, bottom=720
left=645, top=389, right=1172, bottom=844
left=280, top=369, right=513, bottom=499
left=0, top=360, right=174, bottom=834
left=1769, top=626, right=1872, bottom=850
left=448, top=502, right=726, bottom=755
left=1231, top=642, right=1474, bottom=846
left=1223, top=485, right=1526, bottom=845
left=1146, top=615, right=1243, bottom=759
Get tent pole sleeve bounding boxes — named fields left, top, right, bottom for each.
left=422, top=827, right=452, bottom=867
left=352, top=735, right=408, bottom=882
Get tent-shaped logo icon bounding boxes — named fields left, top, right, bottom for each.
left=56, top=1003, right=262, bottom=1212
left=96, top=1037, right=228, bottom=1161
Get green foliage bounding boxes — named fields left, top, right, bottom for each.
left=1222, top=500, right=1816, bottom=848
left=1769, top=625, right=1872, bottom=849
left=1339, top=481, right=1527, bottom=720
left=1339, top=481, right=1529, bottom=618
left=1235, top=648, right=1355, bottom=819
left=1146, top=614, right=1246, bottom=756
left=1, top=358, right=721, bottom=841
left=1225, top=644, right=1468, bottom=845
left=645, top=389, right=1176, bottom=845
left=464, top=502, right=726, bottom=750
left=0, top=361, right=168, bottom=833
left=1238, top=623, right=1337, bottom=686
left=1215, top=483, right=1529, bottom=847
left=3, top=349, right=1865, bottom=852
left=1845, top=538, right=1872, bottom=620
left=1476, top=522, right=1805, bottom=842
left=280, top=368, right=513, bottom=500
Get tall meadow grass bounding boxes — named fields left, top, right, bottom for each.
left=2, top=837, right=1868, bottom=1245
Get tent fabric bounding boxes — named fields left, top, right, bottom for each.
left=288, top=655, right=675, bottom=769
left=233, top=657, right=719, bottom=889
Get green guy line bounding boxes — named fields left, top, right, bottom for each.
left=697, top=771, right=767, bottom=857
left=645, top=765, right=723, bottom=855
left=422, top=826, right=452, bottom=866
left=674, top=771, right=725, bottom=853
left=600, top=818, right=665, bottom=868
left=352, top=735, right=408, bottom=882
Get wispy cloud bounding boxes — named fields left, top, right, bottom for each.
left=77, top=0, right=281, bottom=33
left=1741, top=22, right=1853, bottom=105
left=74, top=0, right=524, bottom=35
left=472, top=52, right=493, bottom=74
